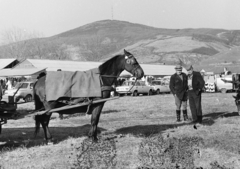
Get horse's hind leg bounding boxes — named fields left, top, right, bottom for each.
left=40, top=102, right=56, bottom=144
left=88, top=103, right=104, bottom=142
left=41, top=114, right=53, bottom=144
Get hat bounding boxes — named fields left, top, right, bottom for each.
left=185, top=65, right=193, bottom=71
left=175, top=65, right=182, bottom=70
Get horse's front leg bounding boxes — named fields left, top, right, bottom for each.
left=88, top=103, right=104, bottom=142
left=41, top=114, right=53, bottom=144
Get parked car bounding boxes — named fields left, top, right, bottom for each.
left=151, top=80, right=171, bottom=94
left=116, top=80, right=154, bottom=96
left=4, top=81, right=35, bottom=102
left=215, top=75, right=233, bottom=93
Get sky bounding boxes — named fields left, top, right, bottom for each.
left=0, top=0, right=240, bottom=38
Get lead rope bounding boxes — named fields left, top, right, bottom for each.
left=127, top=78, right=138, bottom=93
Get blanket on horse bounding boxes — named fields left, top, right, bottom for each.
left=45, top=68, right=101, bottom=101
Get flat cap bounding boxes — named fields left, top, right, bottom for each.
left=175, top=65, right=182, bottom=70
left=185, top=65, right=193, bottom=71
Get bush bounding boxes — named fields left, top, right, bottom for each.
left=70, top=137, right=117, bottom=169
left=137, top=134, right=204, bottom=169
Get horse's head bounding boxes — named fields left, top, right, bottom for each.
left=123, top=49, right=144, bottom=79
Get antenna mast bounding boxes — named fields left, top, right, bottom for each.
left=111, top=1, right=114, bottom=20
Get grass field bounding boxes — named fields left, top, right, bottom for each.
left=0, top=92, right=240, bottom=169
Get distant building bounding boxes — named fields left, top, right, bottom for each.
left=12, top=59, right=187, bottom=77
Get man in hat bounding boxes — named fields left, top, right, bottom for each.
left=186, top=65, right=205, bottom=123
left=169, top=65, right=188, bottom=122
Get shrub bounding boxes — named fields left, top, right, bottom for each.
left=70, top=136, right=117, bottom=169
left=137, top=134, right=204, bottom=169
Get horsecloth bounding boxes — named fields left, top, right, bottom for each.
left=45, top=68, right=101, bottom=101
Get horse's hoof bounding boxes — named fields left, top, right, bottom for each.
left=45, top=139, right=54, bottom=145
left=47, top=141, right=54, bottom=145
left=92, top=137, right=99, bottom=143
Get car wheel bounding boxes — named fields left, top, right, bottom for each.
left=148, top=90, right=153, bottom=96
left=25, top=95, right=33, bottom=102
left=221, top=88, right=227, bottom=93
left=117, top=93, right=123, bottom=97
left=132, top=90, right=138, bottom=96
left=156, top=89, right=160, bottom=95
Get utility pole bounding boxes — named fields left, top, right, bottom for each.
left=111, top=3, right=114, bottom=20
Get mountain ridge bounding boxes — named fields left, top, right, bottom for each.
left=0, top=19, right=240, bottom=73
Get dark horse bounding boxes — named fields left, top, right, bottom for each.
left=33, top=49, right=144, bottom=143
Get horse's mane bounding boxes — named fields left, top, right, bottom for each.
left=99, top=54, right=123, bottom=74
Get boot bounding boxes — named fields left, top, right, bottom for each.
left=176, top=110, right=181, bottom=122
left=183, top=110, right=189, bottom=121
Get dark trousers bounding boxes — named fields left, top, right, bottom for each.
left=188, top=90, right=202, bottom=121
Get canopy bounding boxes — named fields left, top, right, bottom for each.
left=0, top=59, right=17, bottom=69
left=0, top=68, right=46, bottom=77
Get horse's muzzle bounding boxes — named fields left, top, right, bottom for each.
left=134, top=67, right=144, bottom=79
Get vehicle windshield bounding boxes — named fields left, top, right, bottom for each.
left=152, top=81, right=161, bottom=85
left=14, top=83, right=28, bottom=89
left=122, top=81, right=134, bottom=86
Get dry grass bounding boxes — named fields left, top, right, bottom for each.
left=0, top=93, right=240, bottom=168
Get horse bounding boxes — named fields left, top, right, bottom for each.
left=33, top=49, right=144, bottom=143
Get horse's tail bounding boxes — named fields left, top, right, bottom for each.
left=33, top=78, right=44, bottom=137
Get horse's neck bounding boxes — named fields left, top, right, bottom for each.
left=101, top=69, right=123, bottom=86
left=100, top=59, right=124, bottom=86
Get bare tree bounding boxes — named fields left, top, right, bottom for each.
left=0, top=27, right=44, bottom=59
left=1, top=27, right=43, bottom=45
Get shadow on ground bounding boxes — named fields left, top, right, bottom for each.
left=115, top=122, right=193, bottom=137
left=0, top=124, right=106, bottom=150
left=203, top=111, right=240, bottom=120
left=115, top=111, right=240, bottom=137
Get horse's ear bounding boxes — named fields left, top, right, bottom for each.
left=124, top=49, right=127, bottom=54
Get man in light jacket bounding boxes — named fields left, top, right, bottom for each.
left=169, top=65, right=189, bottom=122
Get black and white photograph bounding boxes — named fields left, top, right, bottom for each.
left=0, top=0, right=240, bottom=168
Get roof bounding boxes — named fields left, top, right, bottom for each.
left=0, top=59, right=18, bottom=69
left=14, top=59, right=102, bottom=71
left=0, top=68, right=46, bottom=77
left=139, top=64, right=187, bottom=76
left=13, top=59, right=187, bottom=76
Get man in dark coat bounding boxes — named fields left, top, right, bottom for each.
left=169, top=65, right=188, bottom=122
left=186, top=65, right=205, bottom=123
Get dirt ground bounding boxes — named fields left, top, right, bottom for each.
left=0, top=92, right=240, bottom=168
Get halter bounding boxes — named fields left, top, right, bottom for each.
left=125, top=54, right=141, bottom=76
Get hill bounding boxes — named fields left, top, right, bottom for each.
left=0, top=20, right=240, bottom=73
